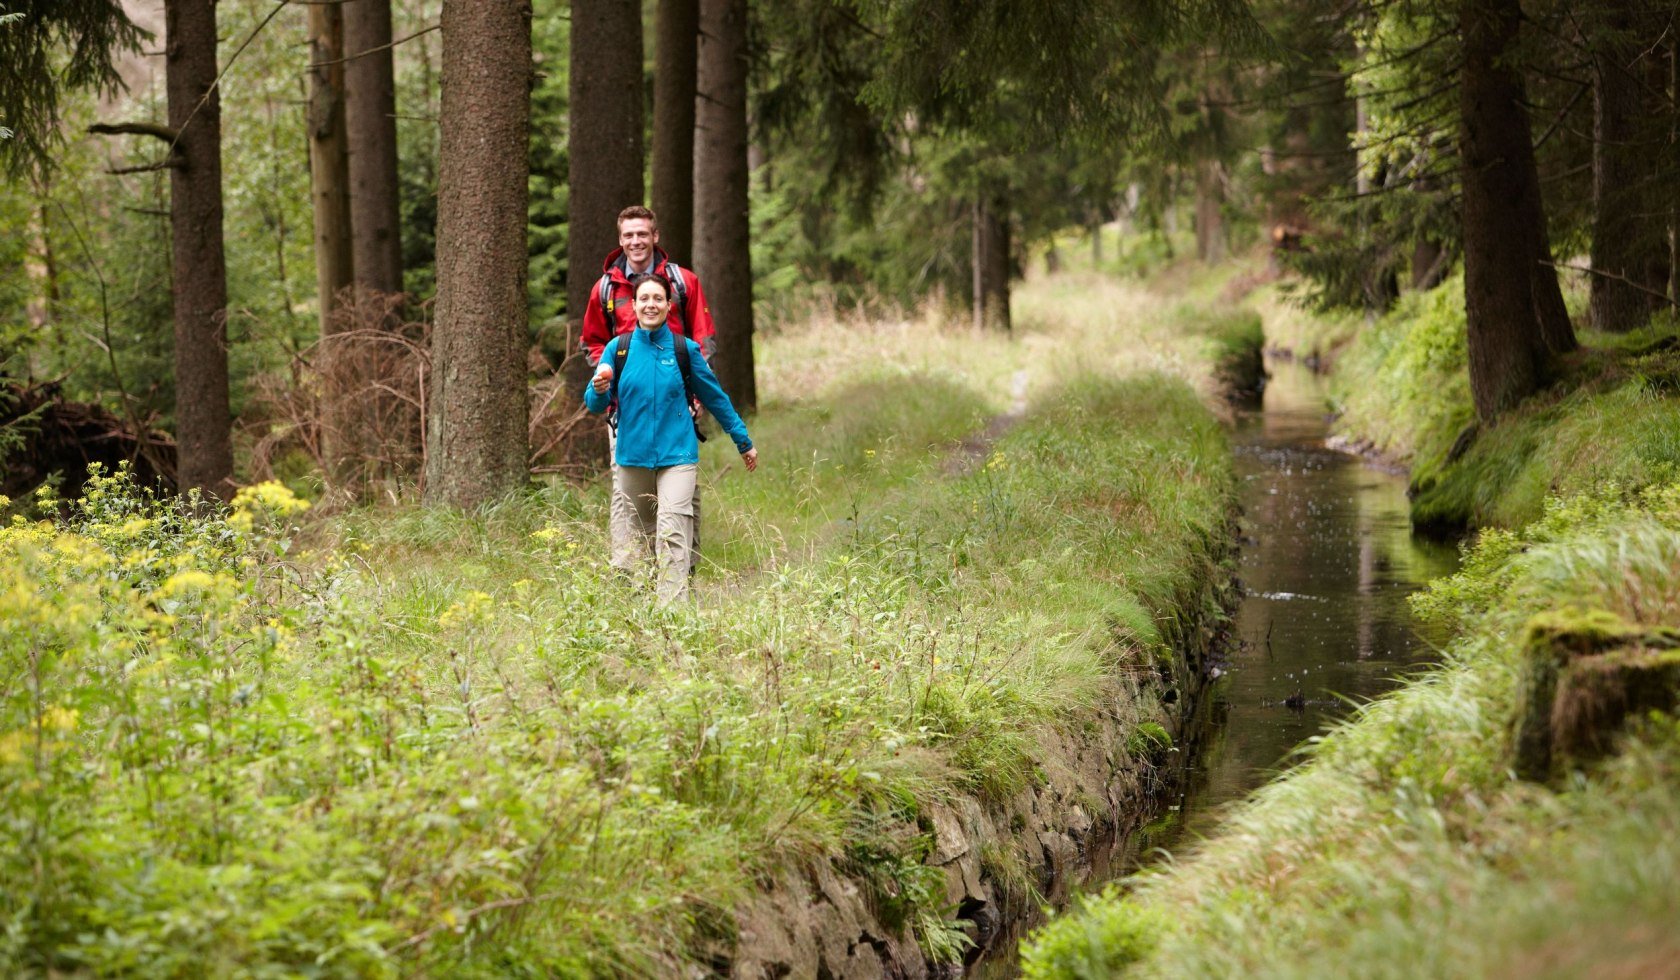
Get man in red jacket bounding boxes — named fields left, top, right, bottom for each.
left=581, top=205, right=716, bottom=366
left=582, top=205, right=718, bottom=579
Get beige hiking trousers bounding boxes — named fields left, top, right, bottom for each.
left=608, top=427, right=702, bottom=576
left=610, top=463, right=699, bottom=605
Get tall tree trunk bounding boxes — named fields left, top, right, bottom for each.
left=972, top=187, right=1010, bottom=331
left=165, top=0, right=233, bottom=496
left=308, top=3, right=354, bottom=331
left=1588, top=5, right=1650, bottom=333
left=652, top=0, right=698, bottom=262
left=694, top=0, right=755, bottom=409
left=344, top=0, right=404, bottom=299
left=1194, top=158, right=1224, bottom=264
left=566, top=0, right=644, bottom=396
left=1671, top=38, right=1678, bottom=307
left=308, top=3, right=357, bottom=483
left=424, top=0, right=532, bottom=507
left=1459, top=0, right=1552, bottom=421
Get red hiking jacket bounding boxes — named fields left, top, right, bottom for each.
left=580, top=246, right=717, bottom=365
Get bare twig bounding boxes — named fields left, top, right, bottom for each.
left=1545, top=261, right=1680, bottom=309
left=307, top=23, right=440, bottom=68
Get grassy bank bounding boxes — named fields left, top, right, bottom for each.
left=1021, top=482, right=1680, bottom=977
left=0, top=271, right=1248, bottom=975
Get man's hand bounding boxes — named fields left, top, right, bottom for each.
left=690, top=397, right=703, bottom=422
left=592, top=364, right=613, bottom=395
left=742, top=447, right=759, bottom=472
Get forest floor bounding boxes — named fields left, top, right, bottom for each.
left=1, top=258, right=1262, bottom=975
left=1020, top=267, right=1680, bottom=978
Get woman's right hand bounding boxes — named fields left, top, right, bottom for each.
left=591, top=364, right=613, bottom=394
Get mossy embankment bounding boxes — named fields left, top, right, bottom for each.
left=1019, top=274, right=1680, bottom=977
left=0, top=269, right=1257, bottom=976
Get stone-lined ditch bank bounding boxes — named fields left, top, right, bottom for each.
left=718, top=539, right=1238, bottom=978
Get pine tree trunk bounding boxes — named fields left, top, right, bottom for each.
left=424, top=0, right=532, bottom=507
left=1459, top=0, right=1550, bottom=421
left=652, top=0, right=698, bottom=262
left=308, top=3, right=358, bottom=483
left=972, top=187, right=1011, bottom=331
left=165, top=0, right=233, bottom=496
left=694, top=0, right=755, bottom=410
left=1194, top=158, right=1224, bottom=264
left=566, top=0, right=644, bottom=397
left=1671, top=39, right=1679, bottom=306
left=344, top=0, right=404, bottom=298
left=1588, top=7, right=1649, bottom=333
left=308, top=3, right=354, bottom=331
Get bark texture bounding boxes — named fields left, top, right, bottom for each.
left=1458, top=0, right=1553, bottom=421
left=1194, top=158, right=1225, bottom=264
left=694, top=0, right=756, bottom=410
left=567, top=0, right=644, bottom=395
left=424, top=0, right=532, bottom=507
left=344, top=0, right=404, bottom=298
left=972, top=189, right=1010, bottom=332
left=1589, top=9, right=1648, bottom=331
left=165, top=0, right=233, bottom=496
left=652, top=0, right=699, bottom=262
left=308, top=2, right=354, bottom=332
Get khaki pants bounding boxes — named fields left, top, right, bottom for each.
left=608, top=427, right=702, bottom=575
left=611, top=463, right=699, bottom=605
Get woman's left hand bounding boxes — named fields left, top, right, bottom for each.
left=742, top=447, right=759, bottom=472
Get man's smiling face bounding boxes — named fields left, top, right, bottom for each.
left=619, top=217, right=658, bottom=267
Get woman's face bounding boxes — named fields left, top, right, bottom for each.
left=635, top=281, right=671, bottom=328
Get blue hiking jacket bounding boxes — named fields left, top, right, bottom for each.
left=583, top=325, right=753, bottom=468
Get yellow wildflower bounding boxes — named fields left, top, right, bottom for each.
left=438, top=590, right=495, bottom=629
left=41, top=706, right=79, bottom=732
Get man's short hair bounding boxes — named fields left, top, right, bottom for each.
left=617, top=205, right=658, bottom=230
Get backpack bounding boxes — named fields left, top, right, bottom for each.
left=598, top=259, right=690, bottom=329
left=607, top=334, right=707, bottom=443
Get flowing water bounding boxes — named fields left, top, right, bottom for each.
left=975, top=355, right=1459, bottom=975
left=1168, top=354, right=1460, bottom=841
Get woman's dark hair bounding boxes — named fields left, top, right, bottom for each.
left=629, top=271, right=673, bottom=300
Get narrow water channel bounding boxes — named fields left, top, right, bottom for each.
left=1172, top=354, right=1460, bottom=841
left=975, top=355, right=1459, bottom=976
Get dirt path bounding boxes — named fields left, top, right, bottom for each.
left=943, top=368, right=1030, bottom=476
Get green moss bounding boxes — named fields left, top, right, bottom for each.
left=1125, top=722, right=1173, bottom=761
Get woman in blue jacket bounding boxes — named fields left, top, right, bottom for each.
left=584, top=272, right=757, bottom=604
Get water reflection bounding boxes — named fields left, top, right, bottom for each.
left=1177, top=356, right=1460, bottom=840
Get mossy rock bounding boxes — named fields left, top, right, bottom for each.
left=1511, top=608, right=1680, bottom=780
left=1552, top=649, right=1680, bottom=762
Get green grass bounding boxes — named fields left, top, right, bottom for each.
left=1019, top=482, right=1680, bottom=976
left=0, top=270, right=1245, bottom=975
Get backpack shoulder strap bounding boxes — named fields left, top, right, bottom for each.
left=662, top=259, right=690, bottom=320
left=609, top=337, right=630, bottom=406
left=673, top=337, right=708, bottom=443
left=598, top=272, right=616, bottom=318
